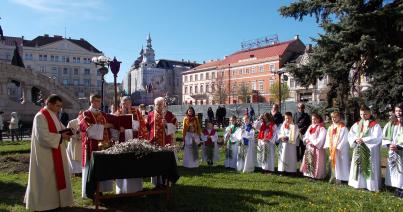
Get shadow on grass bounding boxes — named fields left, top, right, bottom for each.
left=79, top=184, right=307, bottom=211
left=178, top=165, right=237, bottom=177
left=0, top=180, right=25, bottom=208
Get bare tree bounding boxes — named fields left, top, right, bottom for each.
left=237, top=82, right=251, bottom=103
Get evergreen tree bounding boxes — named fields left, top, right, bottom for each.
left=279, top=0, right=403, bottom=125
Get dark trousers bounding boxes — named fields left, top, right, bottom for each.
left=217, top=118, right=224, bottom=128
left=0, top=130, right=2, bottom=141
left=10, top=129, right=19, bottom=141
left=296, top=138, right=306, bottom=161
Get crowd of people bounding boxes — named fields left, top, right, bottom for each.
left=21, top=93, right=403, bottom=211
left=180, top=102, right=403, bottom=200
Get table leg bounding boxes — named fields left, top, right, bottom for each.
left=95, top=182, right=100, bottom=210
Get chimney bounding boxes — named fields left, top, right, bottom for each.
left=54, top=35, right=63, bottom=38
left=294, top=34, right=300, bottom=40
left=203, top=61, right=206, bottom=64
left=44, top=34, right=49, bottom=37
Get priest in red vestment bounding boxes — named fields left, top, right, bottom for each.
left=80, top=94, right=117, bottom=198
left=114, top=96, right=148, bottom=141
left=147, top=97, right=178, bottom=146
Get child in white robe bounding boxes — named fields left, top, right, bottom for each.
left=277, top=112, right=299, bottom=175
left=236, top=115, right=256, bottom=173
left=183, top=124, right=201, bottom=168
left=348, top=105, right=382, bottom=192
left=224, top=116, right=241, bottom=169
left=201, top=121, right=220, bottom=165
left=324, top=111, right=350, bottom=183
left=254, top=113, right=277, bottom=173
left=382, top=104, right=403, bottom=197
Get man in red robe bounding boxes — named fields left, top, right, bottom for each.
left=115, top=96, right=148, bottom=142
left=147, top=97, right=178, bottom=146
left=80, top=94, right=117, bottom=198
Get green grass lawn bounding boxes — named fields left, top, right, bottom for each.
left=0, top=139, right=402, bottom=211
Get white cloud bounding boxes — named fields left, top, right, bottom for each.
left=10, top=0, right=106, bottom=21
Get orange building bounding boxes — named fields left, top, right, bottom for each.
left=182, top=36, right=305, bottom=104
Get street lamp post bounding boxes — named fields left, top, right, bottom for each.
left=91, top=55, right=110, bottom=112
left=109, top=57, right=121, bottom=112
left=271, top=67, right=286, bottom=113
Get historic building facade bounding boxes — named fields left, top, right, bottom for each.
left=182, top=36, right=307, bottom=104
left=122, top=34, right=198, bottom=105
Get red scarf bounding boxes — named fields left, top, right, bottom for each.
left=203, top=128, right=216, bottom=146
left=309, top=124, right=323, bottom=134
left=258, top=121, right=274, bottom=140
left=40, top=108, right=66, bottom=191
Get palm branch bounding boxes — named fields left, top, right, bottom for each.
left=303, top=147, right=316, bottom=176
left=238, top=142, right=247, bottom=161
left=352, top=143, right=371, bottom=180
left=389, top=150, right=403, bottom=174
left=226, top=141, right=233, bottom=160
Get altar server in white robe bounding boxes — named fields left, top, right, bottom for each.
left=277, top=112, right=299, bottom=174
left=382, top=103, right=403, bottom=197
left=201, top=120, right=220, bottom=165
left=115, top=96, right=143, bottom=194
left=324, top=111, right=350, bottom=183
left=224, top=116, right=241, bottom=169
left=237, top=115, right=256, bottom=173
left=348, top=105, right=382, bottom=192
left=24, top=94, right=73, bottom=211
left=183, top=124, right=201, bottom=168
left=66, top=111, right=83, bottom=174
left=254, top=113, right=277, bottom=173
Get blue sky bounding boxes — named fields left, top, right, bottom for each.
left=1, top=0, right=321, bottom=83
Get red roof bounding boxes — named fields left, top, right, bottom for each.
left=193, top=39, right=304, bottom=70
left=2, top=36, right=23, bottom=47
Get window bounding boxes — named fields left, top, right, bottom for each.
left=206, top=73, right=209, bottom=80
left=185, top=86, right=188, bottom=94
left=66, top=57, right=70, bottom=63
left=212, top=83, right=215, bottom=92
left=62, top=56, right=66, bottom=62
left=195, top=74, right=198, bottom=81
left=77, top=57, right=80, bottom=63
left=252, top=81, right=256, bottom=90
left=63, top=68, right=68, bottom=75
left=39, top=55, right=43, bottom=61
left=62, top=79, right=68, bottom=85
left=40, top=66, right=46, bottom=73
left=205, top=84, right=209, bottom=92
left=190, top=75, right=193, bottom=82
left=270, top=64, right=275, bottom=71
left=200, top=84, right=204, bottom=93
left=74, top=68, right=79, bottom=75
left=51, top=67, right=57, bottom=74
left=51, top=55, right=54, bottom=61
left=83, top=58, right=87, bottom=64
left=259, top=80, right=264, bottom=91
left=84, top=79, right=90, bottom=86
left=232, top=70, right=236, bottom=75
left=212, top=72, right=215, bottom=79
left=25, top=54, right=33, bottom=60
left=43, top=55, right=47, bottom=61
left=190, top=86, right=193, bottom=94
left=249, top=67, right=253, bottom=74
left=259, top=65, right=264, bottom=72
left=195, top=85, right=198, bottom=93
left=184, top=76, right=188, bottom=82
left=200, top=74, right=203, bottom=80
left=84, top=69, right=90, bottom=75
left=73, top=79, right=79, bottom=86
left=55, top=56, right=59, bottom=62
left=269, top=80, right=274, bottom=86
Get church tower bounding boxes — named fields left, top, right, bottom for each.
left=141, top=33, right=156, bottom=67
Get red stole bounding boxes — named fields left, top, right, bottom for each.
left=40, top=108, right=66, bottom=191
left=309, top=124, right=323, bottom=134
left=258, top=121, right=274, bottom=140
left=203, top=128, right=216, bottom=146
